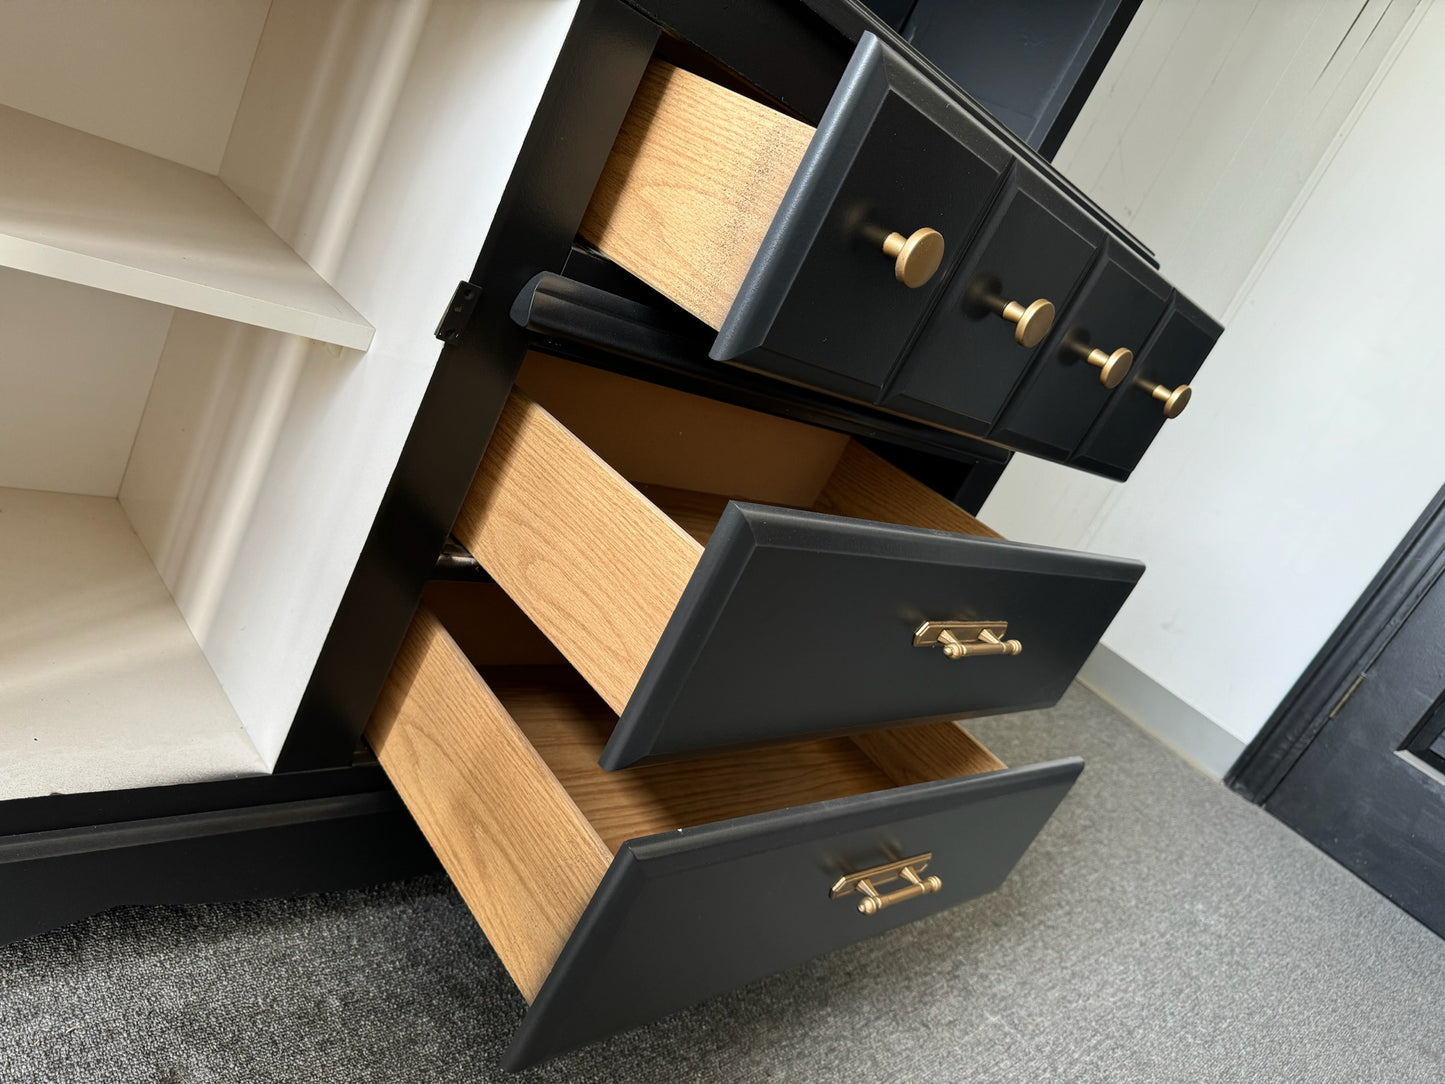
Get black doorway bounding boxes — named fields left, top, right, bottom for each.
left=1230, top=484, right=1445, bottom=936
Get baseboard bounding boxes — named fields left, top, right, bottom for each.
left=1077, top=645, right=1245, bottom=778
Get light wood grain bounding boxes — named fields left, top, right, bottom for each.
left=452, top=391, right=703, bottom=715
left=578, top=61, right=814, bottom=328
left=850, top=724, right=1006, bottom=788
left=813, top=441, right=1003, bottom=538
left=367, top=609, right=611, bottom=1003
left=518, top=353, right=848, bottom=506
left=490, top=667, right=901, bottom=854
left=0, top=103, right=373, bottom=350
left=636, top=484, right=732, bottom=545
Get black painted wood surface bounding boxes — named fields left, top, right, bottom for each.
left=0, top=768, right=438, bottom=947
left=993, top=243, right=1171, bottom=457
left=712, top=31, right=1010, bottom=400
left=882, top=164, right=1097, bottom=433
left=1265, top=557, right=1445, bottom=937
left=504, top=756, right=1084, bottom=1068
left=1073, top=292, right=1221, bottom=479
left=600, top=502, right=1142, bottom=769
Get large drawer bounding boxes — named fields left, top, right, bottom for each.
left=460, top=355, right=1142, bottom=768
left=367, top=595, right=1083, bottom=1069
left=580, top=32, right=1011, bottom=401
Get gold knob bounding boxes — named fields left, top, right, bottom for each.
left=995, top=298, right=1055, bottom=347
left=831, top=854, right=942, bottom=915
left=1067, top=339, right=1133, bottom=388
left=1146, top=381, right=1192, bottom=418
left=881, top=227, right=945, bottom=288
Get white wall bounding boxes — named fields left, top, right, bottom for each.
left=984, top=0, right=1437, bottom=747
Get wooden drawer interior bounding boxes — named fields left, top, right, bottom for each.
left=367, top=582, right=1007, bottom=1005
left=457, top=352, right=1001, bottom=723
left=578, top=60, right=814, bottom=330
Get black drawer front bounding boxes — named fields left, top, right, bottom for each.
left=598, top=502, right=1142, bottom=770
left=1073, top=293, right=1221, bottom=479
left=504, top=756, right=1084, bottom=1069
left=993, top=245, right=1170, bottom=457
left=711, top=31, right=1009, bottom=401
left=882, top=166, right=1098, bottom=433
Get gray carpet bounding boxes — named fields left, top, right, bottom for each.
left=3, top=685, right=1443, bottom=1082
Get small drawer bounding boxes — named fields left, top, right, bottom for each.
left=1071, top=293, right=1221, bottom=479
left=991, top=244, right=1171, bottom=457
left=368, top=595, right=1083, bottom=1069
left=881, top=165, right=1099, bottom=433
left=579, top=32, right=1010, bottom=401
left=456, top=354, right=1141, bottom=769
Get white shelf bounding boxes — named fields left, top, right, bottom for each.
left=0, top=104, right=374, bottom=351
left=0, top=488, right=266, bottom=801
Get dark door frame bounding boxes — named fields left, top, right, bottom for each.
left=1228, top=482, right=1445, bottom=802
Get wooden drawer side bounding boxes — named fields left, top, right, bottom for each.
left=452, top=391, right=702, bottom=715
left=578, top=61, right=813, bottom=329
left=367, top=608, right=611, bottom=1002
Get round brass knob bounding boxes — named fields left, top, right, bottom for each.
left=1147, top=381, right=1192, bottom=418
left=997, top=298, right=1055, bottom=347
left=1086, top=347, right=1133, bottom=388
left=881, top=227, right=945, bottom=288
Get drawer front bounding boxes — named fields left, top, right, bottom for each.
left=504, top=756, right=1083, bottom=1069
left=601, top=501, right=1142, bottom=768
left=881, top=166, right=1098, bottom=432
left=992, top=245, right=1171, bottom=457
left=711, top=31, right=1010, bottom=400
left=1072, top=293, right=1221, bottom=479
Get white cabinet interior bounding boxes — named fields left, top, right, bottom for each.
left=0, top=0, right=580, bottom=800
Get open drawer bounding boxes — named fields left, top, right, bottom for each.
left=368, top=589, right=1083, bottom=1069
left=579, top=31, right=1014, bottom=401
left=455, top=354, right=1142, bottom=768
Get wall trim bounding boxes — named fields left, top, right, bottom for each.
left=1078, top=645, right=1244, bottom=778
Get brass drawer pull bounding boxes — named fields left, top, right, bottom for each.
left=913, top=620, right=1022, bottom=658
left=1141, top=379, right=1191, bottom=419
left=831, top=854, right=942, bottom=915
left=1065, top=337, right=1133, bottom=388
left=881, top=227, right=945, bottom=288
left=988, top=296, right=1055, bottom=347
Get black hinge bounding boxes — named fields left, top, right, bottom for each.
left=434, top=281, right=482, bottom=343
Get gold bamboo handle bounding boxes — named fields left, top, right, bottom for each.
left=938, top=628, right=1021, bottom=658
left=881, top=227, right=945, bottom=288
left=853, top=866, right=942, bottom=915
left=913, top=620, right=1021, bottom=658
left=831, top=854, right=942, bottom=915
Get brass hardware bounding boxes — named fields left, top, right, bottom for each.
left=1063, top=335, right=1133, bottom=388
left=913, top=620, right=1022, bottom=658
left=989, top=296, right=1055, bottom=347
left=881, top=227, right=945, bottom=288
left=831, top=854, right=942, bottom=915
left=1143, top=380, right=1192, bottom=418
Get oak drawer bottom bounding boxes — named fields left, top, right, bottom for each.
left=368, top=596, right=1082, bottom=1069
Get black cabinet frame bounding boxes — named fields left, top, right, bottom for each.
left=0, top=0, right=1146, bottom=945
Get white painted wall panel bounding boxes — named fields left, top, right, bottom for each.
left=136, top=0, right=580, bottom=766
left=985, top=0, right=1432, bottom=745
left=0, top=0, right=271, bottom=173
left=0, top=270, right=173, bottom=496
